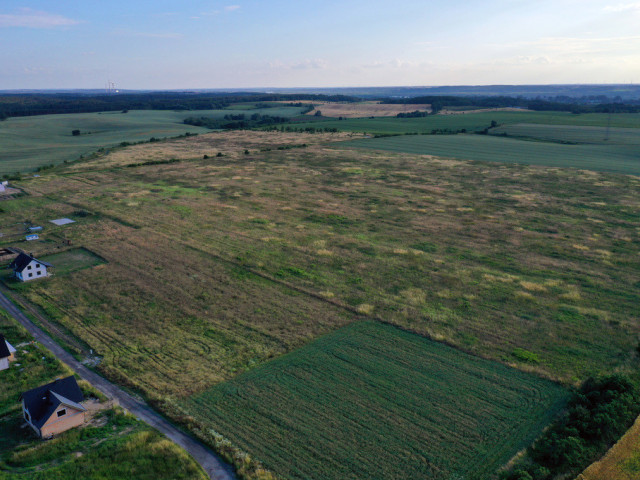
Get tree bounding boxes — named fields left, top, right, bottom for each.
left=315, top=110, right=322, bottom=116
left=72, top=129, right=80, bottom=136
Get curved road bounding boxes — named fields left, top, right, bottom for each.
left=0, top=290, right=236, bottom=480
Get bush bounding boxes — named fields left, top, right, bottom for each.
left=505, top=375, right=640, bottom=479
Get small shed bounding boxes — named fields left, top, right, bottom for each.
left=0, top=334, right=16, bottom=371
left=9, top=253, right=52, bottom=282
left=20, top=376, right=86, bottom=438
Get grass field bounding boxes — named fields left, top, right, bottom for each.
left=183, top=321, right=568, bottom=480
left=40, top=248, right=106, bottom=276
left=490, top=123, right=640, bottom=145
left=344, top=134, right=640, bottom=174
left=0, top=130, right=639, bottom=478
left=4, top=131, right=638, bottom=391
left=0, top=310, right=68, bottom=416
left=0, top=311, right=206, bottom=480
left=0, top=105, right=306, bottom=174
left=288, top=111, right=640, bottom=135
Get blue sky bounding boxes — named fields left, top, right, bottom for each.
left=1, top=1, right=640, bottom=89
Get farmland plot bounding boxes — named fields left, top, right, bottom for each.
left=2, top=130, right=639, bottom=479
left=0, top=106, right=306, bottom=174
left=288, top=111, right=640, bottom=135
left=344, top=134, right=640, bottom=174
left=184, top=321, right=568, bottom=480
left=6, top=130, right=640, bottom=393
left=490, top=123, right=640, bottom=145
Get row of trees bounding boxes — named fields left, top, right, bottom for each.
left=384, top=95, right=640, bottom=114
left=0, top=93, right=359, bottom=119
left=183, top=113, right=291, bottom=130
left=501, top=375, right=640, bottom=480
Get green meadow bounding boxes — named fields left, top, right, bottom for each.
left=344, top=133, right=640, bottom=174
left=0, top=105, right=305, bottom=174
left=490, top=123, right=640, bottom=145
left=289, top=111, right=640, bottom=135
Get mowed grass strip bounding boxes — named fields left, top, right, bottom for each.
left=41, top=247, right=106, bottom=276
left=343, top=134, right=640, bottom=175
left=183, top=321, right=568, bottom=480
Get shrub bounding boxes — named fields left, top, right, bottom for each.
left=505, top=375, right=640, bottom=479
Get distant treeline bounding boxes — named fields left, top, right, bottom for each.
left=0, top=92, right=359, bottom=120
left=384, top=95, right=640, bottom=114
left=184, top=113, right=291, bottom=130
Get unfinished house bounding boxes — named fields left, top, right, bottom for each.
left=20, top=376, right=86, bottom=438
left=0, top=333, right=16, bottom=371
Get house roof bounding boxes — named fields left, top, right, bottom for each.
left=9, top=253, right=52, bottom=272
left=20, top=376, right=86, bottom=429
left=0, top=334, right=14, bottom=358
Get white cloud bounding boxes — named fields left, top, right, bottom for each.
left=270, top=59, right=328, bottom=70
left=0, top=7, right=79, bottom=28
left=224, top=5, right=241, bottom=12
left=603, top=3, right=640, bottom=12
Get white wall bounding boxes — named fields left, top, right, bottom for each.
left=17, top=260, right=48, bottom=282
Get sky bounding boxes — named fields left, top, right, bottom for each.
left=1, top=0, right=640, bottom=89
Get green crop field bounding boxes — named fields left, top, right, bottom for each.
left=183, top=321, right=568, bottom=480
left=344, top=133, right=640, bottom=174
left=289, top=111, right=640, bottom=135
left=0, top=105, right=305, bottom=174
left=490, top=123, right=640, bottom=145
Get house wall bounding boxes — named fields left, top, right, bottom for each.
left=17, top=260, right=48, bottom=282
left=39, top=406, right=85, bottom=438
left=0, top=357, right=8, bottom=371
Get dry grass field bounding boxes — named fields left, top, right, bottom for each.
left=65, top=130, right=361, bottom=171
left=578, top=417, right=640, bottom=480
left=3, top=129, right=639, bottom=396
left=2, top=129, right=640, bottom=479
left=307, top=102, right=430, bottom=117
